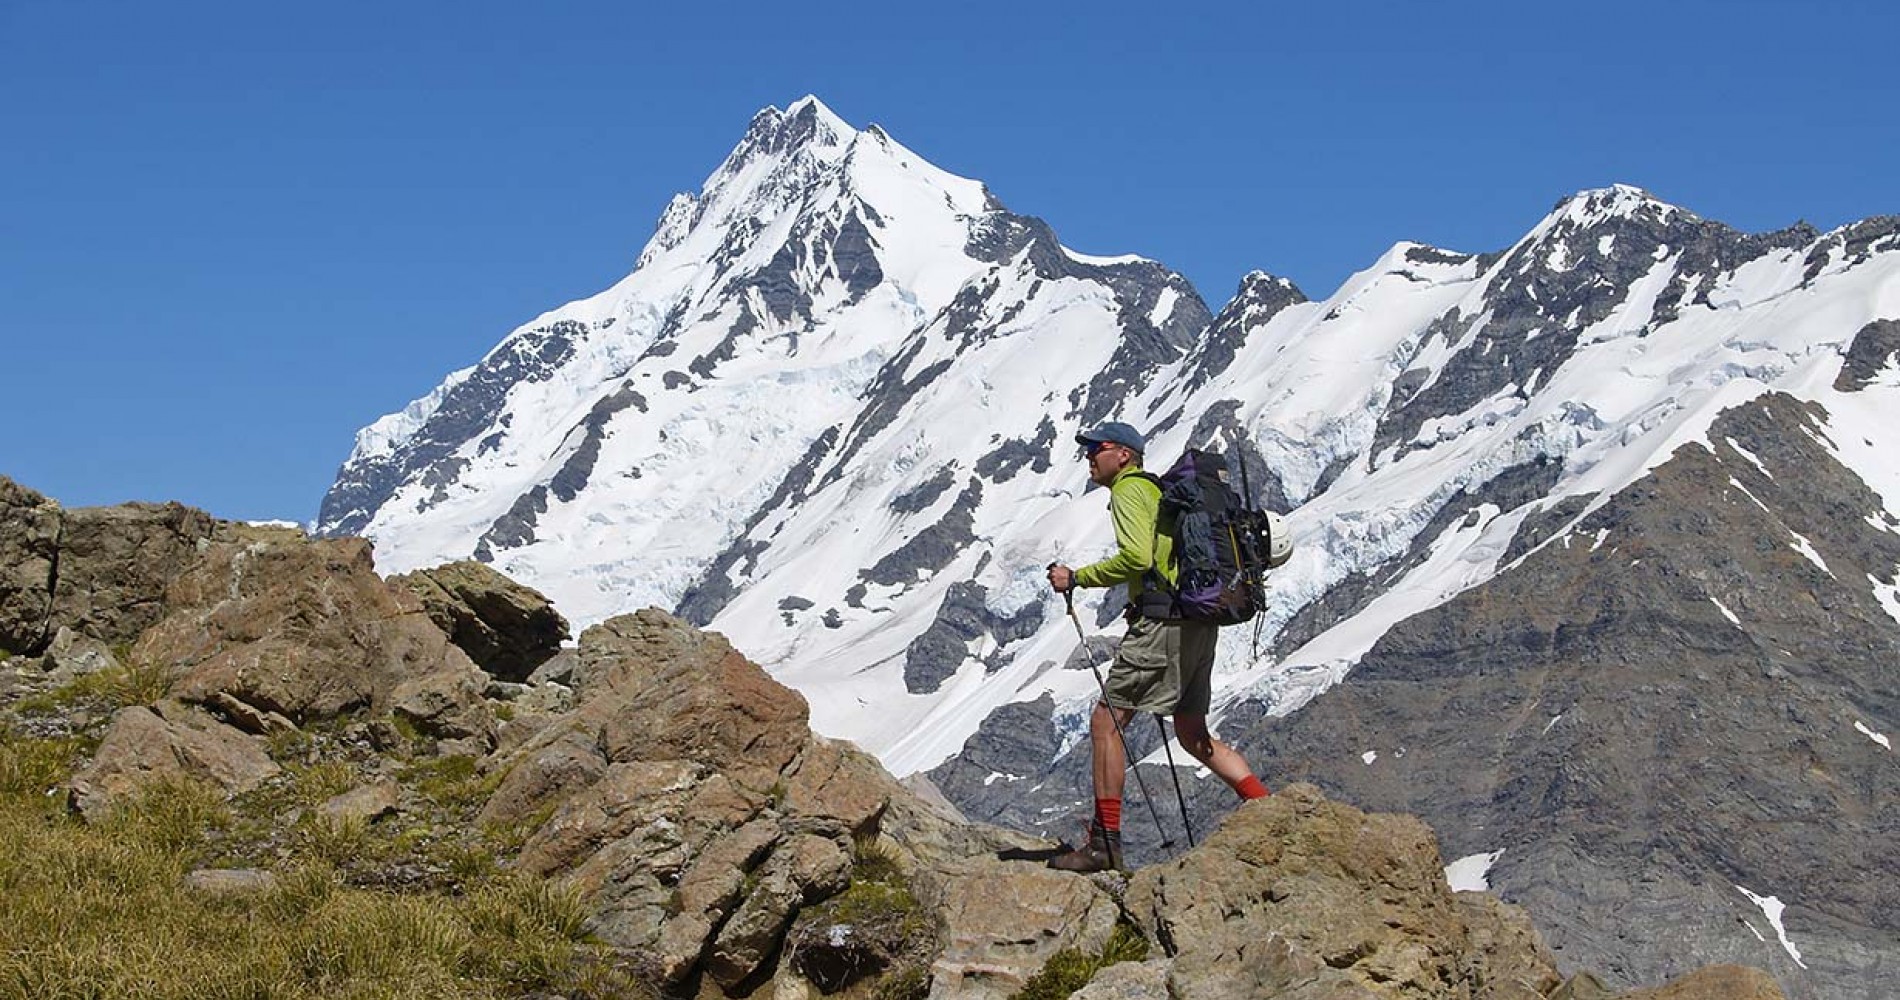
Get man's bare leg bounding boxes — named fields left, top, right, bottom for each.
left=1173, top=713, right=1270, bottom=799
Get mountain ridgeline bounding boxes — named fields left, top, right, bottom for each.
left=319, top=98, right=1900, bottom=999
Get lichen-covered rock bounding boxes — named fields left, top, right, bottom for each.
left=0, top=477, right=61, bottom=655
left=68, top=703, right=279, bottom=820
left=316, top=778, right=400, bottom=825
left=388, top=560, right=569, bottom=682
left=50, top=501, right=216, bottom=648
left=705, top=834, right=852, bottom=990
left=1123, top=784, right=1559, bottom=1000
left=1455, top=893, right=1565, bottom=1000
left=38, top=626, right=122, bottom=686
left=144, top=536, right=492, bottom=745
left=928, top=858, right=1121, bottom=1000
left=1068, top=959, right=1176, bottom=1000
left=1612, top=964, right=1784, bottom=1000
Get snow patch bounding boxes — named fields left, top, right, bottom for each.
left=1361, top=750, right=1378, bottom=765
left=1870, top=575, right=1900, bottom=626
left=1710, top=597, right=1742, bottom=626
left=1445, top=850, right=1504, bottom=892
left=1735, top=885, right=1807, bottom=969
left=1856, top=720, right=1891, bottom=750
left=1788, top=533, right=1830, bottom=575
left=1726, top=437, right=1771, bottom=476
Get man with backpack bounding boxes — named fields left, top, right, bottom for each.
left=1044, top=421, right=1271, bottom=873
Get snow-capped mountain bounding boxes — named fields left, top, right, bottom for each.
left=324, top=98, right=1899, bottom=998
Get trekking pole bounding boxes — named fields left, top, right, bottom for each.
left=1051, top=570, right=1174, bottom=849
left=1153, top=716, right=1197, bottom=848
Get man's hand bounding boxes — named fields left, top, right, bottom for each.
left=1047, top=563, right=1076, bottom=593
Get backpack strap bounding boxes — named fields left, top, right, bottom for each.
left=1124, top=471, right=1179, bottom=620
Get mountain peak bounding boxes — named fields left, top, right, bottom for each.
left=740, top=96, right=854, bottom=157
left=1541, top=183, right=1693, bottom=232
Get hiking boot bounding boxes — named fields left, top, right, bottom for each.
left=1046, top=822, right=1123, bottom=873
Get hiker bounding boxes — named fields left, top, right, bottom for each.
left=1045, top=421, right=1270, bottom=872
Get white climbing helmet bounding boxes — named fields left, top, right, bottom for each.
left=1263, top=511, right=1292, bottom=568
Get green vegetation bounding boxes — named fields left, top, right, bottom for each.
left=12, top=654, right=172, bottom=716
left=786, top=835, right=937, bottom=996
left=1011, top=921, right=1151, bottom=1000
left=0, top=722, right=642, bottom=999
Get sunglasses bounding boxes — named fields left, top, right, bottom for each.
left=1082, top=440, right=1118, bottom=460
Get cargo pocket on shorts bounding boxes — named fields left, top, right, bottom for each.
left=1115, top=617, right=1171, bottom=672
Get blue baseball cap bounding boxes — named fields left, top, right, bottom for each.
left=1075, top=421, right=1146, bottom=456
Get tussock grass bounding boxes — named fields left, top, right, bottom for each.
left=14, top=656, right=174, bottom=716
left=1011, top=921, right=1150, bottom=1000
left=0, top=727, right=645, bottom=1000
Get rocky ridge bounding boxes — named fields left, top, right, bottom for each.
left=0, top=476, right=1776, bottom=999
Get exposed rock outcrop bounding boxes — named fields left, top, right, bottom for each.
left=389, top=560, right=569, bottom=682
left=1125, top=784, right=1562, bottom=1000
left=0, top=476, right=61, bottom=655
left=68, top=702, right=279, bottom=820
left=144, top=535, right=494, bottom=745
left=479, top=607, right=1035, bottom=992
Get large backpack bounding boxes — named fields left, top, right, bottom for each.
left=1135, top=448, right=1291, bottom=625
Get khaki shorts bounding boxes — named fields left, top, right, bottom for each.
left=1104, top=616, right=1218, bottom=715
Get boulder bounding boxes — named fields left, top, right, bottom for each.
left=142, top=535, right=493, bottom=744
left=1070, top=960, right=1172, bottom=1000
left=583, top=610, right=809, bottom=795
left=183, top=868, right=279, bottom=894
left=388, top=560, right=569, bottom=682
left=1122, top=783, right=1561, bottom=1000
left=38, top=626, right=122, bottom=686
left=705, top=833, right=853, bottom=991
left=69, top=703, right=279, bottom=820
left=927, top=858, right=1121, bottom=1000
left=1611, top=965, right=1784, bottom=1000
left=317, top=778, right=400, bottom=825
left=48, top=501, right=216, bottom=648
left=0, top=477, right=63, bottom=655
left=651, top=819, right=781, bottom=984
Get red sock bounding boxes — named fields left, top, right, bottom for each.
left=1236, top=776, right=1270, bottom=800
left=1095, top=797, right=1123, bottom=832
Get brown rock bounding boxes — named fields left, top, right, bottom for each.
left=518, top=759, right=710, bottom=880
left=183, top=868, right=279, bottom=894
left=50, top=501, right=216, bottom=648
left=477, top=729, right=609, bottom=830
left=317, top=778, right=400, bottom=825
left=1123, top=784, right=1559, bottom=1000
left=388, top=560, right=569, bottom=682
left=143, top=535, right=492, bottom=742
left=204, top=691, right=297, bottom=737
left=69, top=704, right=280, bottom=820
left=0, top=477, right=63, bottom=655
left=782, top=736, right=893, bottom=838
left=1455, top=892, right=1565, bottom=1000
left=929, top=858, right=1121, bottom=1000
left=1611, top=965, right=1785, bottom=1000
left=706, top=833, right=853, bottom=991
left=651, top=819, right=782, bottom=984
left=39, top=626, right=122, bottom=685
left=586, top=611, right=809, bottom=794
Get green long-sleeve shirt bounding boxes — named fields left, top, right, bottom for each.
left=1073, top=466, right=1177, bottom=597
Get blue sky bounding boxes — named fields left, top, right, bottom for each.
left=3, top=1, right=1894, bottom=522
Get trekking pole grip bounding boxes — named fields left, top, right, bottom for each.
left=1047, top=562, right=1076, bottom=614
